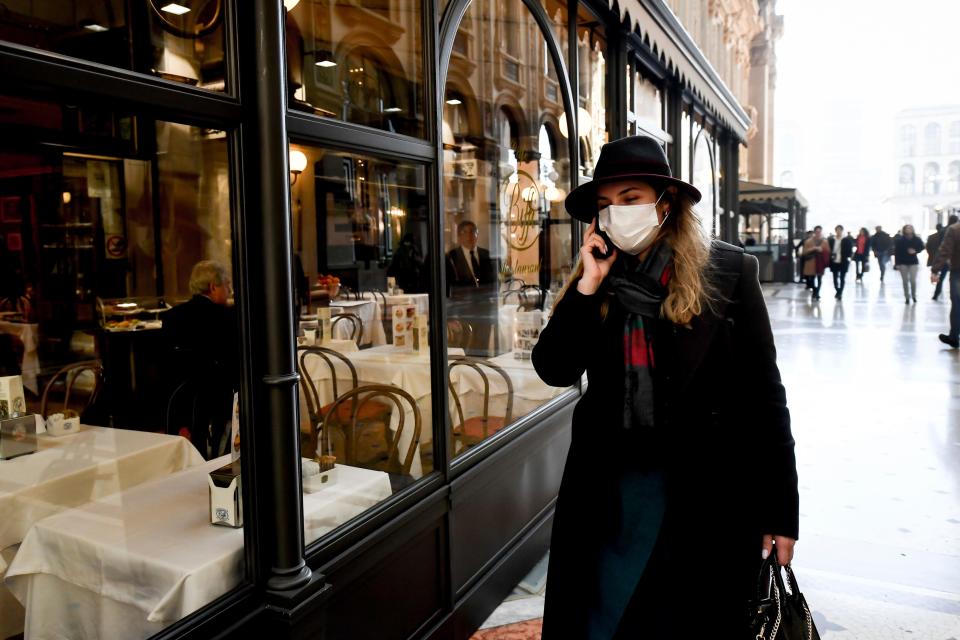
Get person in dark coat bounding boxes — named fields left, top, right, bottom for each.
left=828, top=225, right=854, bottom=299
left=532, top=136, right=799, bottom=639
left=894, top=224, right=925, bottom=304
left=445, top=220, right=496, bottom=287
left=162, top=260, right=238, bottom=458
left=871, top=225, right=893, bottom=282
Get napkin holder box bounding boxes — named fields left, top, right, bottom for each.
left=0, top=375, right=26, bottom=419
left=46, top=413, right=81, bottom=437
left=302, top=465, right=338, bottom=493
left=0, top=415, right=38, bottom=460
left=208, top=461, right=243, bottom=527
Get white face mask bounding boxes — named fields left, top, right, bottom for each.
left=597, top=192, right=667, bottom=255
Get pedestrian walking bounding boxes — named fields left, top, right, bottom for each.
left=828, top=225, right=854, bottom=299
left=533, top=135, right=799, bottom=638
left=932, top=218, right=960, bottom=348
left=927, top=216, right=958, bottom=300
left=894, top=224, right=924, bottom=304
left=853, top=227, right=871, bottom=281
left=802, top=226, right=830, bottom=300
left=872, top=225, right=893, bottom=282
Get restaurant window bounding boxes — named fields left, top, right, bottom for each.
left=680, top=109, right=692, bottom=183
left=575, top=5, right=606, bottom=180
left=692, top=125, right=717, bottom=237
left=0, top=89, right=246, bottom=639
left=443, top=0, right=575, bottom=459
left=0, top=0, right=228, bottom=92
left=288, top=142, right=435, bottom=544
left=924, top=122, right=941, bottom=156
left=285, top=0, right=425, bottom=138
left=899, top=164, right=915, bottom=195
left=923, top=162, right=940, bottom=194
left=627, top=60, right=665, bottom=142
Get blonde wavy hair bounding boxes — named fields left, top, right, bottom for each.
left=553, top=184, right=715, bottom=326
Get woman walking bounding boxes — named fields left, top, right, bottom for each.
left=895, top=224, right=925, bottom=304
left=854, top=227, right=871, bottom=281
left=802, top=225, right=830, bottom=300
left=532, top=136, right=799, bottom=639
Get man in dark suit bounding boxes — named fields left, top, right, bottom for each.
left=828, top=224, right=854, bottom=300
left=163, top=260, right=237, bottom=458
left=445, top=220, right=496, bottom=288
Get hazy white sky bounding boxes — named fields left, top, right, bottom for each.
left=774, top=0, right=960, bottom=232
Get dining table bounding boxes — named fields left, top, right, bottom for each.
left=0, top=425, right=204, bottom=639
left=0, top=319, right=40, bottom=394
left=4, top=456, right=392, bottom=640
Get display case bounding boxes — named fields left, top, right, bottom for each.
left=96, top=296, right=171, bottom=332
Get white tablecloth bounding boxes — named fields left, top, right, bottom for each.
left=5, top=457, right=391, bottom=640
left=330, top=299, right=381, bottom=345
left=0, top=426, right=204, bottom=638
left=450, top=351, right=566, bottom=422
left=0, top=426, right=204, bottom=572
left=0, top=320, right=39, bottom=394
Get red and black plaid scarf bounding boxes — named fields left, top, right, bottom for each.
left=606, top=242, right=673, bottom=431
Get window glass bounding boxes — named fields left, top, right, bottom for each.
left=285, top=0, right=425, bottom=138
left=289, top=142, right=435, bottom=545
left=0, top=0, right=228, bottom=91
left=629, top=64, right=665, bottom=141
left=899, top=164, right=915, bottom=195
left=924, top=162, right=940, bottom=194
left=575, top=5, right=606, bottom=180
left=0, top=89, right=243, bottom=639
left=692, top=125, right=717, bottom=236
left=442, top=0, right=575, bottom=459
left=680, top=109, right=692, bottom=183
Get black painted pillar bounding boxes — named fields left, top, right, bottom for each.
left=243, top=0, right=311, bottom=594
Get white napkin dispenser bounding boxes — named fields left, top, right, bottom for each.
left=0, top=415, right=38, bottom=460
left=208, top=460, right=243, bottom=527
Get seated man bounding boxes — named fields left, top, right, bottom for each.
left=163, top=260, right=237, bottom=458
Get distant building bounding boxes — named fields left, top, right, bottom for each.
left=890, top=106, right=960, bottom=233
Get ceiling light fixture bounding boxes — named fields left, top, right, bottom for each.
left=84, top=24, right=109, bottom=32
left=160, top=3, right=191, bottom=16
left=446, top=98, right=462, bottom=105
left=315, top=60, right=337, bottom=68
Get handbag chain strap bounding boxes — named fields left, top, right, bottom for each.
left=756, top=566, right=783, bottom=640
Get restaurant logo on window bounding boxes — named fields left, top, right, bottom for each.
left=499, top=169, right=542, bottom=251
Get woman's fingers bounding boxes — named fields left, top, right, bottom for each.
left=761, top=534, right=797, bottom=566
left=775, top=536, right=796, bottom=566
left=761, top=534, right=774, bottom=560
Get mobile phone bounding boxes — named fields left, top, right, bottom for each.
left=592, top=218, right=612, bottom=260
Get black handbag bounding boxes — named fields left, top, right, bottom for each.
left=747, top=550, right=820, bottom=640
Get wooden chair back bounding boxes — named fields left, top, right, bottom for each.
left=319, top=384, right=421, bottom=476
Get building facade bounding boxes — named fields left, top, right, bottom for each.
left=891, top=106, right=960, bottom=233
left=0, top=1, right=760, bottom=639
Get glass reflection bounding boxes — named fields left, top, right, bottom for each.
left=0, top=0, right=227, bottom=91
left=289, top=143, right=435, bottom=539
left=575, top=6, right=606, bottom=179
left=285, top=0, right=425, bottom=138
left=443, top=0, right=575, bottom=458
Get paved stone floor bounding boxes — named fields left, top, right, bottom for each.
left=474, top=273, right=960, bottom=638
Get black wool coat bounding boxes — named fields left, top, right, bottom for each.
left=532, top=241, right=799, bottom=639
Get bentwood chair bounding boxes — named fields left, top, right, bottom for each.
left=331, top=313, right=363, bottom=346
left=40, top=360, right=104, bottom=421
left=297, top=346, right=391, bottom=459
left=318, top=384, right=422, bottom=480
left=447, top=357, right=514, bottom=451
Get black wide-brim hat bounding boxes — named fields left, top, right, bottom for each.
left=564, top=135, right=701, bottom=222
